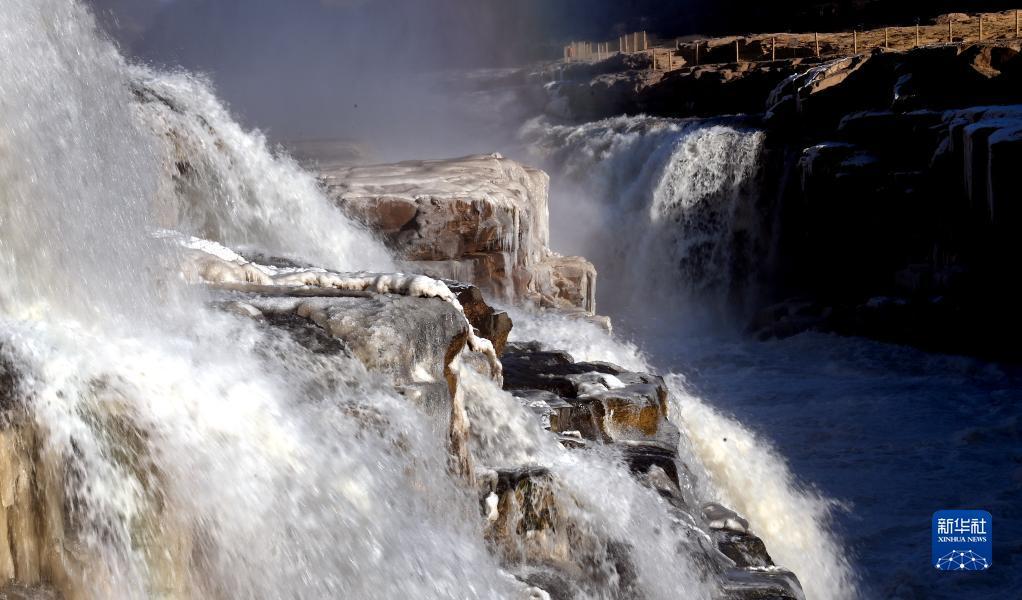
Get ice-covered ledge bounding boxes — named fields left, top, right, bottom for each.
left=318, top=153, right=598, bottom=315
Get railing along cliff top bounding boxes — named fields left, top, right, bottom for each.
left=562, top=9, right=1022, bottom=71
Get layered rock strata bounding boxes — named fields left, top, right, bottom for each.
left=534, top=38, right=1022, bottom=358
left=755, top=44, right=1022, bottom=358
left=320, top=153, right=598, bottom=315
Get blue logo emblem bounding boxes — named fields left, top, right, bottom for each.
left=932, top=510, right=992, bottom=571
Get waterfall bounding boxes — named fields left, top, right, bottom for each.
left=1, top=2, right=517, bottom=598
left=133, top=68, right=394, bottom=273
left=522, top=115, right=766, bottom=333
left=0, top=2, right=724, bottom=599
left=506, top=309, right=858, bottom=600
left=519, top=115, right=859, bottom=600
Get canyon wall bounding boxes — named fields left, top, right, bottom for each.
left=541, top=40, right=1022, bottom=359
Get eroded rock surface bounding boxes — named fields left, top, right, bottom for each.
left=320, top=153, right=597, bottom=314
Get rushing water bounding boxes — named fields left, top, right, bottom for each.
left=521, top=115, right=767, bottom=332
left=1, top=2, right=514, bottom=598
left=524, top=113, right=1022, bottom=600
left=656, top=332, right=1022, bottom=600
left=8, top=2, right=1010, bottom=599
left=0, top=2, right=796, bottom=599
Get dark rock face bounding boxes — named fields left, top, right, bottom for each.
left=548, top=41, right=1022, bottom=359
left=766, top=44, right=1022, bottom=132
left=444, top=280, right=514, bottom=355
left=544, top=55, right=803, bottom=122
left=755, top=44, right=1022, bottom=359
left=503, top=344, right=678, bottom=449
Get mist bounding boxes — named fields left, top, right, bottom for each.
left=85, top=0, right=560, bottom=159
left=86, top=0, right=1020, bottom=160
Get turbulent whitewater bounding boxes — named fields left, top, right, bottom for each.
left=521, top=116, right=858, bottom=600
left=523, top=115, right=766, bottom=332
left=1, top=2, right=512, bottom=598
left=1, top=1, right=858, bottom=599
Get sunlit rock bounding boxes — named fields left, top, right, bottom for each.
left=319, top=153, right=598, bottom=314
left=501, top=343, right=677, bottom=448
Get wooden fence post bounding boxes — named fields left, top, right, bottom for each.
left=885, top=27, right=889, bottom=49
left=979, top=15, right=984, bottom=42
left=771, top=37, right=776, bottom=61
left=916, top=23, right=920, bottom=47
left=643, top=31, right=648, bottom=51
left=815, top=32, right=820, bottom=57
left=735, top=39, right=740, bottom=63
left=853, top=30, right=858, bottom=53
left=695, top=41, right=700, bottom=65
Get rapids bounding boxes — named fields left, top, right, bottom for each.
left=521, top=112, right=1021, bottom=600
left=0, top=2, right=777, bottom=599
left=9, top=2, right=1006, bottom=599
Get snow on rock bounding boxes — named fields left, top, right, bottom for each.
left=937, top=105, right=1022, bottom=224
left=165, top=232, right=502, bottom=380
left=318, top=153, right=597, bottom=314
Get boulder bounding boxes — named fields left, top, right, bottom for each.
left=320, top=153, right=597, bottom=314
left=502, top=345, right=677, bottom=449
left=713, top=530, right=774, bottom=569
left=444, top=281, right=514, bottom=355
left=721, top=567, right=805, bottom=600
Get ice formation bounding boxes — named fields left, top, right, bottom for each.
left=0, top=1, right=854, bottom=598
left=166, top=232, right=501, bottom=378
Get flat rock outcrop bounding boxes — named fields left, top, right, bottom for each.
left=765, top=42, right=1022, bottom=131
left=543, top=55, right=803, bottom=122
left=320, top=153, right=598, bottom=315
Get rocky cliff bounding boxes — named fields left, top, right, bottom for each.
left=299, top=150, right=803, bottom=597
left=2, top=166, right=802, bottom=599
left=321, top=154, right=599, bottom=316
left=538, top=39, right=1022, bottom=360
left=756, top=42, right=1022, bottom=359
